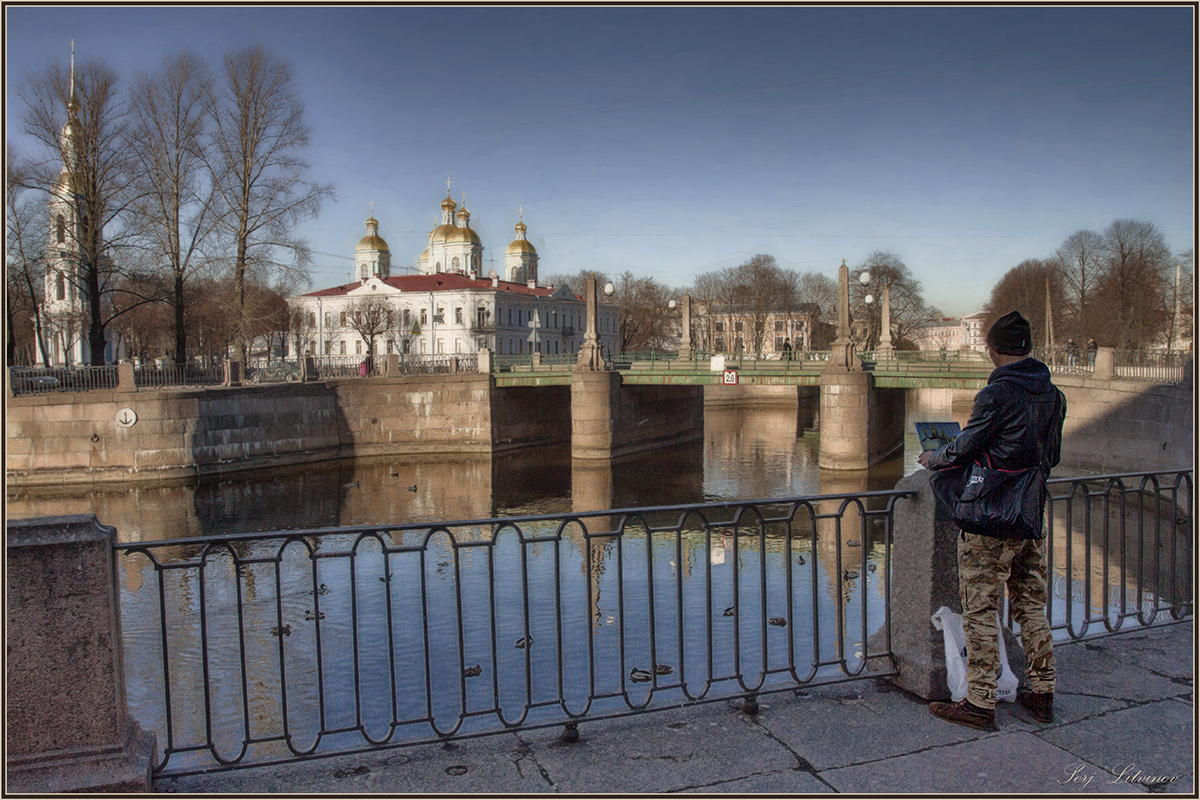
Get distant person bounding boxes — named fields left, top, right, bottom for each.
left=1065, top=338, right=1079, bottom=368
left=782, top=338, right=793, bottom=361
left=1086, top=337, right=1097, bottom=368
left=358, top=359, right=368, bottom=378
left=918, top=310, right=1066, bottom=731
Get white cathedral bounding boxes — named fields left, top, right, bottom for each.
left=290, top=193, right=618, bottom=360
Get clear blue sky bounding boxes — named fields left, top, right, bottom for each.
left=6, top=5, right=1194, bottom=314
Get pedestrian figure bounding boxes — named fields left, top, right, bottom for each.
left=918, top=311, right=1066, bottom=731
left=782, top=338, right=793, bottom=361
left=358, top=359, right=368, bottom=378
left=1086, top=337, right=1097, bottom=368
left=1065, top=338, right=1079, bottom=368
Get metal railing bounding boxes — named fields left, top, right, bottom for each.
left=309, top=353, right=478, bottom=378
left=1112, top=349, right=1189, bottom=384
left=1040, top=470, right=1192, bottom=639
left=134, top=363, right=225, bottom=388
left=7, top=365, right=118, bottom=394
left=118, top=489, right=908, bottom=777
left=493, top=352, right=577, bottom=372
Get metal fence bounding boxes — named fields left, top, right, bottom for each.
left=118, top=489, right=908, bottom=777
left=115, top=468, right=1193, bottom=777
left=134, top=363, right=226, bottom=388
left=7, top=365, right=118, bottom=395
left=1112, top=349, right=1189, bottom=384
left=308, top=353, right=478, bottom=378
left=1039, top=470, right=1192, bottom=639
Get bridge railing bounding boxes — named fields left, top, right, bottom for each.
left=493, top=352, right=576, bottom=372
left=117, top=489, right=909, bottom=777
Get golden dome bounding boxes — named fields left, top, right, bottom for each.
left=357, top=234, right=389, bottom=252
left=441, top=196, right=457, bottom=211
left=515, top=220, right=527, bottom=233
left=448, top=226, right=481, bottom=244
left=430, top=223, right=458, bottom=242
left=506, top=239, right=537, bottom=256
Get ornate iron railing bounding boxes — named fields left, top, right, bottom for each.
left=118, top=489, right=908, bottom=777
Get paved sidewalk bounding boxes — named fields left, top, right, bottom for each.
left=160, top=622, right=1193, bottom=795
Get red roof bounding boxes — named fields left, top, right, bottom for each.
left=302, top=273, right=581, bottom=300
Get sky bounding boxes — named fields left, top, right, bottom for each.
left=5, top=4, right=1195, bottom=315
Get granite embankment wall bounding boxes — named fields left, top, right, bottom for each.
left=1054, top=375, right=1192, bottom=474
left=6, top=374, right=569, bottom=488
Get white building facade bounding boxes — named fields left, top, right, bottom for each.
left=910, top=312, right=988, bottom=353
left=290, top=196, right=617, bottom=360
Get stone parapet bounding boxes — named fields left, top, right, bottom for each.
left=6, top=515, right=155, bottom=792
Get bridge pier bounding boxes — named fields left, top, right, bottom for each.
left=819, top=369, right=905, bottom=470
left=570, top=368, right=704, bottom=460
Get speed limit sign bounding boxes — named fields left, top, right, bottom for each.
left=722, top=369, right=739, bottom=385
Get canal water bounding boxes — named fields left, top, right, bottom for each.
left=8, top=398, right=1184, bottom=772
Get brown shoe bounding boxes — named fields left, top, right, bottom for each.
left=1018, top=689, right=1054, bottom=723
left=929, top=698, right=994, bottom=730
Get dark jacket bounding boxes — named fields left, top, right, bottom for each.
left=928, top=357, right=1066, bottom=475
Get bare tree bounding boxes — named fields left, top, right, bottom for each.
left=1053, top=229, right=1104, bottom=338
left=1093, top=219, right=1172, bottom=349
left=129, top=51, right=220, bottom=366
left=345, top=295, right=392, bottom=366
left=983, top=258, right=1065, bottom=349
left=729, top=254, right=790, bottom=354
left=610, top=271, right=673, bottom=351
left=853, top=251, right=933, bottom=350
left=206, top=43, right=332, bottom=362
left=6, top=145, right=49, bottom=365
left=18, top=54, right=147, bottom=364
left=688, top=269, right=729, bottom=352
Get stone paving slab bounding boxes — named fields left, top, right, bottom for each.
left=159, top=733, right=552, bottom=794
left=154, top=624, right=1192, bottom=795
left=760, top=680, right=998, bottom=770
left=1038, top=699, right=1195, bottom=795
left=820, top=731, right=1141, bottom=794
left=1054, top=633, right=1191, bottom=703
left=517, top=703, right=799, bottom=794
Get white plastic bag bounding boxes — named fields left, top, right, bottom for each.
left=931, top=606, right=1017, bottom=703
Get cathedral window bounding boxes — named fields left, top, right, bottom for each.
left=56, top=215, right=66, bottom=244
left=56, top=272, right=66, bottom=301
left=452, top=257, right=460, bottom=271
left=436, top=261, right=442, bottom=272
left=360, top=264, right=368, bottom=280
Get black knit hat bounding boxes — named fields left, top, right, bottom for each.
left=987, top=311, right=1032, bottom=355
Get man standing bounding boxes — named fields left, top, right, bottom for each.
left=917, top=310, right=1066, bottom=730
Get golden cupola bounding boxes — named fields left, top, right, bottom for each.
left=356, top=213, right=390, bottom=252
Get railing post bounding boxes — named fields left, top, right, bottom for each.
left=117, top=361, right=136, bottom=392
left=224, top=359, right=242, bottom=387
left=6, top=515, right=155, bottom=792
left=1094, top=346, right=1115, bottom=380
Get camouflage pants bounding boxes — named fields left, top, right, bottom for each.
left=958, top=532, right=1056, bottom=709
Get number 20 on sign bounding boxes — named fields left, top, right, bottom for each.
left=722, top=369, right=739, bottom=385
